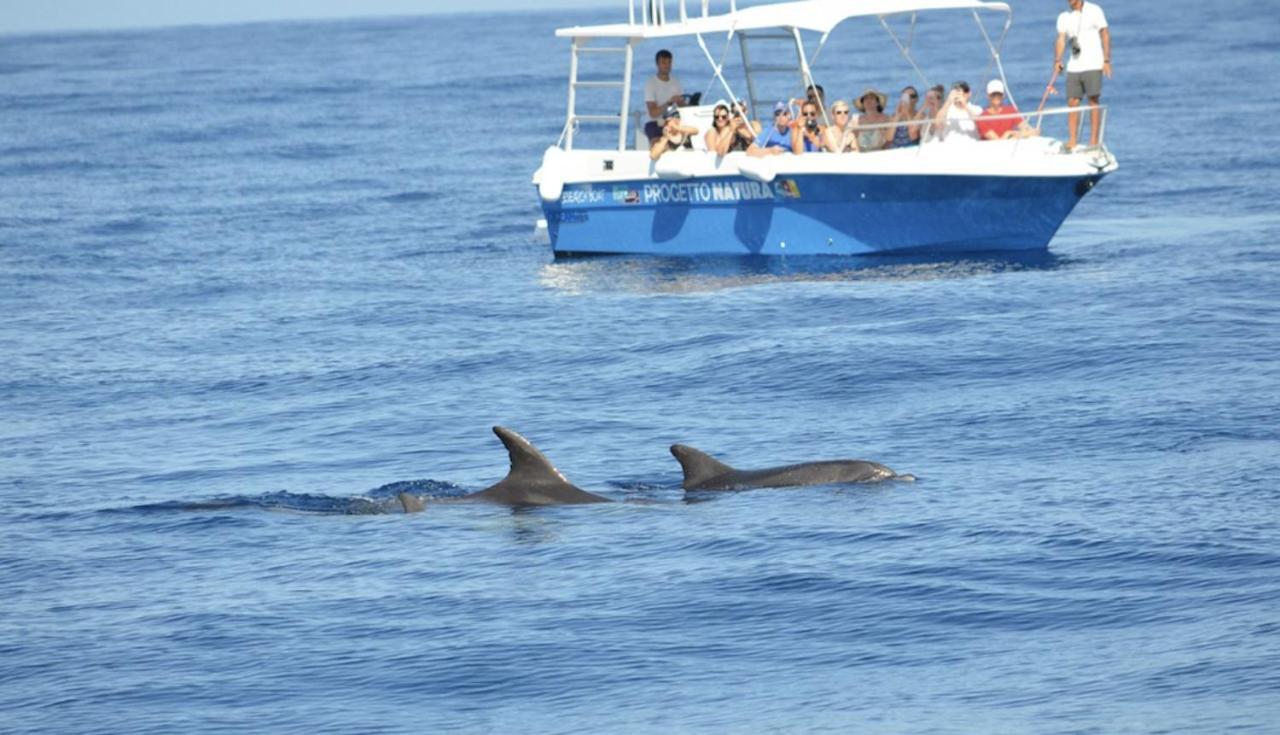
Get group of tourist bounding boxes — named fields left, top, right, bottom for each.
left=664, top=80, right=1032, bottom=160
left=645, top=0, right=1112, bottom=159
left=645, top=48, right=1034, bottom=160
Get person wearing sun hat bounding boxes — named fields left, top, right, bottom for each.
left=852, top=87, right=891, bottom=151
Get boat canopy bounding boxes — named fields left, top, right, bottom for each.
left=556, top=0, right=1012, bottom=39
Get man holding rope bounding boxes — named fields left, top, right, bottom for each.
left=1053, top=0, right=1111, bottom=151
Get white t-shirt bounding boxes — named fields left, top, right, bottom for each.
left=939, top=102, right=983, bottom=142
left=1057, top=2, right=1108, bottom=73
left=643, top=74, right=683, bottom=119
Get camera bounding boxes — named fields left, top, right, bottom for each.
left=1068, top=35, right=1081, bottom=57
left=805, top=118, right=817, bottom=131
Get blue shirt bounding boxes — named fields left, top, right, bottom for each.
left=755, top=125, right=791, bottom=150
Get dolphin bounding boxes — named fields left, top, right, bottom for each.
left=398, top=426, right=613, bottom=511
left=670, top=443, right=915, bottom=491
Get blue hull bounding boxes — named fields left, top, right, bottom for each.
left=541, top=172, right=1105, bottom=257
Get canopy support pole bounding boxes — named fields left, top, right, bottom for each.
left=790, top=27, right=829, bottom=128
left=737, top=32, right=759, bottom=120
left=618, top=39, right=634, bottom=151
left=973, top=9, right=1016, bottom=108
left=565, top=38, right=580, bottom=150
left=695, top=31, right=742, bottom=110
left=878, top=15, right=931, bottom=91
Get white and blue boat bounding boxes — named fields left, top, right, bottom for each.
left=533, top=0, right=1118, bottom=257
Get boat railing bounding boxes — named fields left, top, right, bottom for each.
left=799, top=103, right=1108, bottom=155
left=629, top=0, right=737, bottom=26
left=557, top=104, right=1107, bottom=155
left=838, top=103, right=1109, bottom=153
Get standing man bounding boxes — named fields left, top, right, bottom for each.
left=1054, top=0, right=1111, bottom=150
left=644, top=49, right=684, bottom=142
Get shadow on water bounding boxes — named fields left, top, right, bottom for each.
left=539, top=250, right=1069, bottom=294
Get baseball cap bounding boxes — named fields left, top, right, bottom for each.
left=986, top=79, right=1006, bottom=95
left=773, top=100, right=789, bottom=115
left=662, top=103, right=681, bottom=120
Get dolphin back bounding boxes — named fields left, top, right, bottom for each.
left=398, top=492, right=426, bottom=513
left=670, top=444, right=736, bottom=490
left=671, top=443, right=914, bottom=491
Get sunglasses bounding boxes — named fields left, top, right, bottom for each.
left=774, top=110, right=789, bottom=117
left=714, top=113, right=729, bottom=120
left=833, top=109, right=849, bottom=115
left=802, top=111, right=818, bottom=117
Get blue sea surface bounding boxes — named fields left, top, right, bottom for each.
left=2, top=2, right=1279, bottom=732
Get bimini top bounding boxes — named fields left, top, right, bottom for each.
left=555, top=0, right=1012, bottom=39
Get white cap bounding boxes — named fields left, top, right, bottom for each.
left=986, top=79, right=1005, bottom=95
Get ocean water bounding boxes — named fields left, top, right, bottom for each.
left=2, top=2, right=1279, bottom=733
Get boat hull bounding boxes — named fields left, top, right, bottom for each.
left=540, top=170, right=1106, bottom=257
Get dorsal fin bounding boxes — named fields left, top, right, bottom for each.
left=669, top=444, right=736, bottom=489
left=494, top=426, right=571, bottom=485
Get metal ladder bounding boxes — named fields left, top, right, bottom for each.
left=565, top=39, right=634, bottom=151
left=737, top=31, right=808, bottom=119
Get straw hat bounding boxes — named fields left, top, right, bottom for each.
left=854, top=88, right=887, bottom=112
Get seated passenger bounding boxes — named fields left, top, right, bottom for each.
left=732, top=100, right=761, bottom=135
left=704, top=101, right=756, bottom=155
left=918, top=85, right=945, bottom=143
left=976, top=80, right=1036, bottom=140
left=790, top=84, right=827, bottom=112
left=852, top=88, right=892, bottom=151
left=825, top=100, right=859, bottom=152
left=747, top=101, right=795, bottom=157
left=889, top=86, right=924, bottom=148
left=933, top=81, right=983, bottom=142
left=791, top=100, right=828, bottom=154
left=649, top=104, right=698, bottom=160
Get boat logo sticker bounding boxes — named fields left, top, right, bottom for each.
left=562, top=186, right=606, bottom=205
left=612, top=186, right=641, bottom=204
left=774, top=179, right=802, bottom=199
